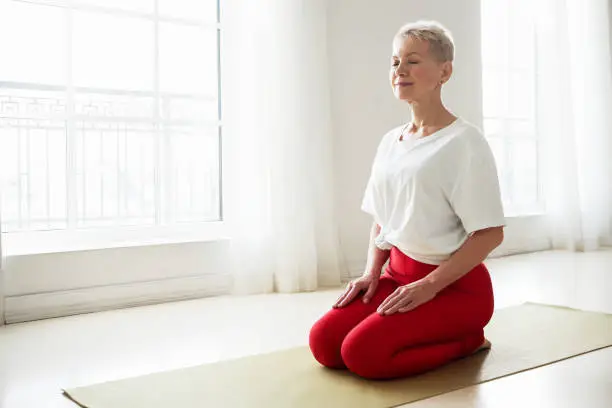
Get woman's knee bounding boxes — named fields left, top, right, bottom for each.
left=308, top=314, right=346, bottom=369
left=340, top=326, right=388, bottom=380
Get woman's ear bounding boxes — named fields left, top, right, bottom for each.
left=441, top=61, right=453, bottom=83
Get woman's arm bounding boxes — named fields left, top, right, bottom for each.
left=334, top=222, right=390, bottom=307
left=364, top=222, right=391, bottom=277
left=423, top=226, right=504, bottom=292
left=377, top=226, right=503, bottom=315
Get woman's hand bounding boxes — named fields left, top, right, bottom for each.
left=377, top=279, right=439, bottom=315
left=333, top=273, right=379, bottom=308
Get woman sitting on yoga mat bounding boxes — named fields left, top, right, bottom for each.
left=309, top=20, right=506, bottom=380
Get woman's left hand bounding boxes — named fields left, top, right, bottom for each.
left=377, top=279, right=440, bottom=315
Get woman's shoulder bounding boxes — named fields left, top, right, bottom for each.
left=453, top=117, right=485, bottom=138
left=448, top=118, right=490, bottom=152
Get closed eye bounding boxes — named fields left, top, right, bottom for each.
left=391, top=60, right=420, bottom=67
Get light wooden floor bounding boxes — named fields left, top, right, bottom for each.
left=0, top=249, right=611, bottom=408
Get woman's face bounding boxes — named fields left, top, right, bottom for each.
left=389, top=36, right=451, bottom=103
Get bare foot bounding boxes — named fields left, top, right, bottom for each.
left=472, top=339, right=492, bottom=354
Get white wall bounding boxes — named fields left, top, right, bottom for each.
left=328, top=0, right=484, bottom=275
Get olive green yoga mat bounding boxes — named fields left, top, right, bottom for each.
left=63, top=303, right=612, bottom=408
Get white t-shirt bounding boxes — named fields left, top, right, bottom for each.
left=361, top=117, right=506, bottom=265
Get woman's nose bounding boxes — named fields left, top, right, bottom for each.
left=395, top=63, right=408, bottom=76
left=395, top=68, right=407, bottom=77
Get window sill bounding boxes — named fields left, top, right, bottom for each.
left=1, top=222, right=229, bottom=256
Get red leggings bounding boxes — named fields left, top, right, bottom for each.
left=309, top=247, right=494, bottom=380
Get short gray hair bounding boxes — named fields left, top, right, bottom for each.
left=394, top=20, right=455, bottom=62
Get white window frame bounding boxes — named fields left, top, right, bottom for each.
left=480, top=0, right=551, bottom=256
left=0, top=0, right=226, bottom=256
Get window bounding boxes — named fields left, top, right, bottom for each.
left=0, top=0, right=221, bottom=247
left=481, top=0, right=542, bottom=216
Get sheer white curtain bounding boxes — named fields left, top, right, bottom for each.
left=536, top=0, right=612, bottom=251
left=222, top=0, right=345, bottom=294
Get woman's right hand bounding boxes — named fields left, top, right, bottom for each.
left=333, top=273, right=380, bottom=308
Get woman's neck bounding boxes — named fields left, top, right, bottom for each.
left=408, top=99, right=456, bottom=136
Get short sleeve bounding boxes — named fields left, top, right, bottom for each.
left=360, top=128, right=398, bottom=218
left=361, top=173, right=376, bottom=216
left=449, top=135, right=506, bottom=234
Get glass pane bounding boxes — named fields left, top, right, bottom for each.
left=483, top=118, right=504, bottom=138
left=74, top=92, right=155, bottom=120
left=73, top=0, right=154, bottom=14
left=159, top=23, right=218, bottom=96
left=75, top=122, right=156, bottom=227
left=73, top=11, right=154, bottom=91
left=0, top=125, right=22, bottom=232
left=47, top=127, right=68, bottom=229
left=166, top=126, right=220, bottom=222
left=0, top=1, right=66, bottom=86
left=508, top=70, right=535, bottom=119
left=29, top=129, right=52, bottom=227
left=482, top=69, right=508, bottom=118
left=508, top=0, right=535, bottom=70
left=162, top=96, right=218, bottom=124
left=509, top=138, right=539, bottom=208
left=0, top=85, right=68, bottom=232
left=0, top=122, right=68, bottom=232
left=158, top=0, right=217, bottom=23
left=507, top=119, right=536, bottom=138
left=480, top=0, right=509, bottom=67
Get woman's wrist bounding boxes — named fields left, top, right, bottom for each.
left=363, top=267, right=383, bottom=279
left=422, top=275, right=445, bottom=293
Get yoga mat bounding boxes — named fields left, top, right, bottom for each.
left=63, top=303, right=612, bottom=408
